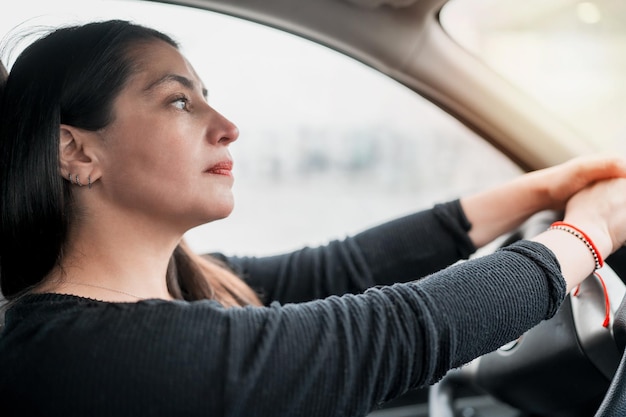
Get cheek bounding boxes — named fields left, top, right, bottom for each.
left=107, top=148, right=195, bottom=194
left=100, top=129, right=189, bottom=197
left=100, top=155, right=202, bottom=225
left=103, top=119, right=196, bottom=177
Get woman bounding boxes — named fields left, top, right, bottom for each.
left=1, top=19, right=626, bottom=416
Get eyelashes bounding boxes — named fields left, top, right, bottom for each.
left=168, top=90, right=209, bottom=113
left=171, top=95, right=190, bottom=111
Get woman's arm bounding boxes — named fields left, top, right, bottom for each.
left=462, top=155, right=626, bottom=248
left=220, top=200, right=475, bottom=304
left=219, top=240, right=566, bottom=417
left=225, top=155, right=626, bottom=304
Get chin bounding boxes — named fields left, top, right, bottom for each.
left=206, top=198, right=235, bottom=222
left=186, top=208, right=233, bottom=232
left=187, top=191, right=235, bottom=225
left=213, top=207, right=234, bottom=221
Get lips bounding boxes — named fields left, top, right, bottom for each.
left=205, top=160, right=233, bottom=176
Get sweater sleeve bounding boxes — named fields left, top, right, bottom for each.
left=214, top=200, right=477, bottom=304
left=221, top=241, right=565, bottom=416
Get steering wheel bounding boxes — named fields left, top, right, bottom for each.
left=428, top=211, right=626, bottom=417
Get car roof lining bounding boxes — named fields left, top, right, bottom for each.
left=162, top=0, right=430, bottom=73
left=343, top=0, right=419, bottom=9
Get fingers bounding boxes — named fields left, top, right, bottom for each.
left=539, top=155, right=626, bottom=209
left=568, top=154, right=626, bottom=181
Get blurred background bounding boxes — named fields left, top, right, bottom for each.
left=442, top=0, right=626, bottom=152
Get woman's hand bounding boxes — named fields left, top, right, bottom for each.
left=461, top=155, right=626, bottom=248
left=532, top=177, right=626, bottom=292
left=527, top=154, right=626, bottom=210
left=561, top=178, right=626, bottom=258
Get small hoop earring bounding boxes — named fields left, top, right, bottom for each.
left=88, top=176, right=92, bottom=189
left=74, top=174, right=82, bottom=187
left=68, top=172, right=72, bottom=182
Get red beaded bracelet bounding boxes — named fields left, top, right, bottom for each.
left=549, top=221, right=604, bottom=270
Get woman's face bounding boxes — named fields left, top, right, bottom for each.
left=93, top=40, right=239, bottom=232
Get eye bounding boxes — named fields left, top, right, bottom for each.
left=171, top=96, right=190, bottom=111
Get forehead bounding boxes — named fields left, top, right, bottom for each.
left=126, top=40, right=202, bottom=92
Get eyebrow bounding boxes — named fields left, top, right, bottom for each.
left=143, top=74, right=208, bottom=99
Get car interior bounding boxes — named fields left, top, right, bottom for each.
left=3, top=0, right=626, bottom=415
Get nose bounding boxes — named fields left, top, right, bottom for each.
left=208, top=108, right=239, bottom=146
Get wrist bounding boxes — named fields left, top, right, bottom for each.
left=559, top=217, right=613, bottom=262
left=549, top=221, right=605, bottom=270
left=532, top=227, right=602, bottom=292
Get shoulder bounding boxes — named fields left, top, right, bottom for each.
left=1, top=294, right=232, bottom=345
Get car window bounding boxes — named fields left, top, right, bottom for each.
left=441, top=0, right=626, bottom=154
left=2, top=0, right=522, bottom=256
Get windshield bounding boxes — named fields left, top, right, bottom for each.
left=440, top=0, right=626, bottom=153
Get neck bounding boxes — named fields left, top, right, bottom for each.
left=40, top=212, right=184, bottom=302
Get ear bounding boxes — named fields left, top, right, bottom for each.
left=59, top=124, right=102, bottom=186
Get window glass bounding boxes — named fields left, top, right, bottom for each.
left=441, top=0, right=626, bottom=153
left=2, top=0, right=522, bottom=256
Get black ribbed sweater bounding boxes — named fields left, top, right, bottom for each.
left=0, top=201, right=566, bottom=416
